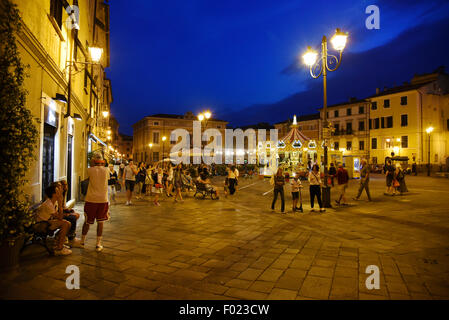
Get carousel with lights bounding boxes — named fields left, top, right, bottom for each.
left=275, top=115, right=323, bottom=174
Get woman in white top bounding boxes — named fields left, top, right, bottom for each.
left=308, top=164, right=325, bottom=212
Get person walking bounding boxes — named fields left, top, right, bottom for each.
left=227, top=165, right=238, bottom=195
left=145, top=164, right=154, bottom=196
left=290, top=172, right=303, bottom=212
left=395, top=164, right=408, bottom=195
left=135, top=162, right=146, bottom=199
left=271, top=168, right=285, bottom=213
left=108, top=164, right=118, bottom=205
left=123, top=160, right=138, bottom=205
left=173, top=163, right=184, bottom=202
left=329, top=162, right=337, bottom=187
left=385, top=159, right=395, bottom=195
left=412, top=162, right=418, bottom=176
left=152, top=167, right=164, bottom=206
left=81, top=154, right=110, bottom=252
left=354, top=159, right=372, bottom=201
left=335, top=163, right=349, bottom=206
left=118, top=163, right=125, bottom=192
left=308, top=164, right=325, bottom=212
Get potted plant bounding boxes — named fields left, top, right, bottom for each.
left=0, top=0, right=39, bottom=269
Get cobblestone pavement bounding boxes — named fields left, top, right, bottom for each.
left=1, top=174, right=449, bottom=300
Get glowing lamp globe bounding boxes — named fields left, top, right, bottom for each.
left=330, top=28, right=348, bottom=51
left=89, top=47, right=103, bottom=63
left=302, top=47, right=318, bottom=66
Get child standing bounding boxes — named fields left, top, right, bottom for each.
left=290, top=172, right=303, bottom=212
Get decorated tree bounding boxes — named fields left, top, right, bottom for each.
left=0, top=0, right=39, bottom=245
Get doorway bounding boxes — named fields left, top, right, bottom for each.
left=42, top=124, right=56, bottom=199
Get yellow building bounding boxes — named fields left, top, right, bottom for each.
left=13, top=0, right=112, bottom=203
left=368, top=68, right=449, bottom=170
left=133, top=112, right=228, bottom=163
left=319, top=98, right=371, bottom=175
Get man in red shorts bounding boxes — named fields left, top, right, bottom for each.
left=81, top=153, right=109, bottom=252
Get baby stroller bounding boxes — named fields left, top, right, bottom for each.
left=181, top=172, right=195, bottom=194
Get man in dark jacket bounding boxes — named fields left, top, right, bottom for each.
left=335, top=163, right=349, bottom=205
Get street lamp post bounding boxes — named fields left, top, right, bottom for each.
left=198, top=110, right=212, bottom=163
left=302, top=28, right=348, bottom=208
left=426, top=127, right=433, bottom=176
left=162, top=136, right=167, bottom=160
left=148, top=143, right=153, bottom=163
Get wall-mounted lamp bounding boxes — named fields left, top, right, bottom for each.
left=53, top=93, right=68, bottom=104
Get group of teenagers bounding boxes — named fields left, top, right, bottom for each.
left=270, top=159, right=373, bottom=213
left=108, top=160, right=242, bottom=206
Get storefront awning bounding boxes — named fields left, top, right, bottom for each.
left=89, top=133, right=107, bottom=147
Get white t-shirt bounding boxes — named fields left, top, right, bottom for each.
left=124, top=165, right=136, bottom=181
left=85, top=166, right=109, bottom=203
left=36, top=198, right=56, bottom=222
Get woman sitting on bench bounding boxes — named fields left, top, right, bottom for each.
left=198, top=167, right=219, bottom=199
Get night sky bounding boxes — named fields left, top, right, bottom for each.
left=108, top=0, right=449, bottom=135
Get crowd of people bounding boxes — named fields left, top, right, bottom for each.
left=111, top=160, right=244, bottom=206
left=269, top=158, right=410, bottom=214
left=33, top=153, right=411, bottom=256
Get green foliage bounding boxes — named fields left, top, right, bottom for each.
left=0, top=0, right=39, bottom=244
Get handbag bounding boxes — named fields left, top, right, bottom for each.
left=393, top=179, right=400, bottom=187
left=155, top=183, right=163, bottom=188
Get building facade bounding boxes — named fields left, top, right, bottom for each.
left=117, top=133, right=133, bottom=160
left=368, top=69, right=449, bottom=168
left=13, top=0, right=112, bottom=204
left=133, top=112, right=228, bottom=163
left=320, top=98, right=371, bottom=164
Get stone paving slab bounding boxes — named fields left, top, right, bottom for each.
left=1, top=175, right=449, bottom=300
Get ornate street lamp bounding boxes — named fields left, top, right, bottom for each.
left=302, top=28, right=348, bottom=208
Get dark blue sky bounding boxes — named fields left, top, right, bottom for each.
left=108, top=0, right=449, bottom=135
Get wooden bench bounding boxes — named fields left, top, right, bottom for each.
left=194, top=181, right=218, bottom=200
left=21, top=203, right=58, bottom=255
